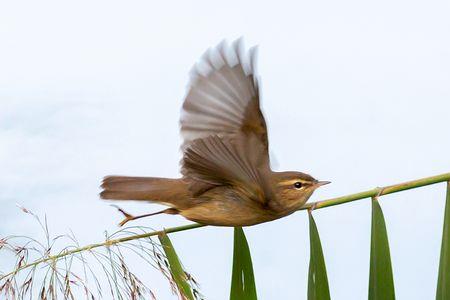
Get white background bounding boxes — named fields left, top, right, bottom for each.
left=1, top=1, right=449, bottom=299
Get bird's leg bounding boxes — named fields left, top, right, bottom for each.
left=308, top=202, right=318, bottom=212
left=374, top=186, right=386, bottom=199
left=112, top=205, right=179, bottom=227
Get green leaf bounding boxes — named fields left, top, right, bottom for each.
left=230, top=227, right=257, bottom=300
left=369, top=197, right=395, bottom=300
left=307, top=212, right=331, bottom=300
left=158, top=233, right=194, bottom=300
left=437, top=181, right=450, bottom=299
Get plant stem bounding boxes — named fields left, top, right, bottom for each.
left=0, top=223, right=205, bottom=280
left=301, top=172, right=450, bottom=210
left=2, top=172, right=449, bottom=280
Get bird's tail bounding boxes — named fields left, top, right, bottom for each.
left=100, top=176, right=191, bottom=210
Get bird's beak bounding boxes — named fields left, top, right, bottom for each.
left=316, top=180, right=331, bottom=187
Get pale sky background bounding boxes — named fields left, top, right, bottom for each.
left=1, top=0, right=449, bottom=299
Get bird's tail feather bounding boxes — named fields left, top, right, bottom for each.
left=100, top=176, right=191, bottom=209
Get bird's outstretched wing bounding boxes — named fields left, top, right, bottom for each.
left=180, top=39, right=269, bottom=155
left=181, top=134, right=272, bottom=205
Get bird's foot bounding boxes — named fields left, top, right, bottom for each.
left=111, top=205, right=136, bottom=227
left=307, top=202, right=317, bottom=212
left=111, top=205, right=179, bottom=227
left=373, top=186, right=386, bottom=200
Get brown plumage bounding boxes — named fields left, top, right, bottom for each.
left=100, top=39, right=329, bottom=226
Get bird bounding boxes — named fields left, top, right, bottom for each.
left=100, top=39, right=330, bottom=227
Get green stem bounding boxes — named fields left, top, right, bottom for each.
left=302, top=172, right=450, bottom=210
left=2, top=172, right=449, bottom=280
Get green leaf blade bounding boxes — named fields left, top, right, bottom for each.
left=369, top=198, right=395, bottom=300
left=308, top=212, right=331, bottom=300
left=436, top=181, right=450, bottom=300
left=230, top=227, right=257, bottom=300
left=158, top=233, right=194, bottom=300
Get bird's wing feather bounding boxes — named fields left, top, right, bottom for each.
left=181, top=134, right=272, bottom=205
left=180, top=39, right=269, bottom=155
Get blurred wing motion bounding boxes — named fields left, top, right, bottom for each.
left=181, top=134, right=272, bottom=204
left=180, top=39, right=273, bottom=203
left=180, top=39, right=269, bottom=154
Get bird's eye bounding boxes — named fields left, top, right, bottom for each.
left=294, top=182, right=303, bottom=189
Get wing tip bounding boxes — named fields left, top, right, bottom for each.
left=189, top=37, right=258, bottom=82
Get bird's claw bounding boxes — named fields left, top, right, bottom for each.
left=118, top=217, right=134, bottom=227
left=373, top=186, right=386, bottom=199
left=111, top=205, right=135, bottom=227
left=308, top=202, right=317, bottom=213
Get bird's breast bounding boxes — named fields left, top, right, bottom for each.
left=180, top=187, right=278, bottom=226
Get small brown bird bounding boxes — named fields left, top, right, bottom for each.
left=100, top=39, right=329, bottom=227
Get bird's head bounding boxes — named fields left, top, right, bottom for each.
left=272, top=171, right=330, bottom=212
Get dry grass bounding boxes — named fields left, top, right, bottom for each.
left=0, top=206, right=202, bottom=300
